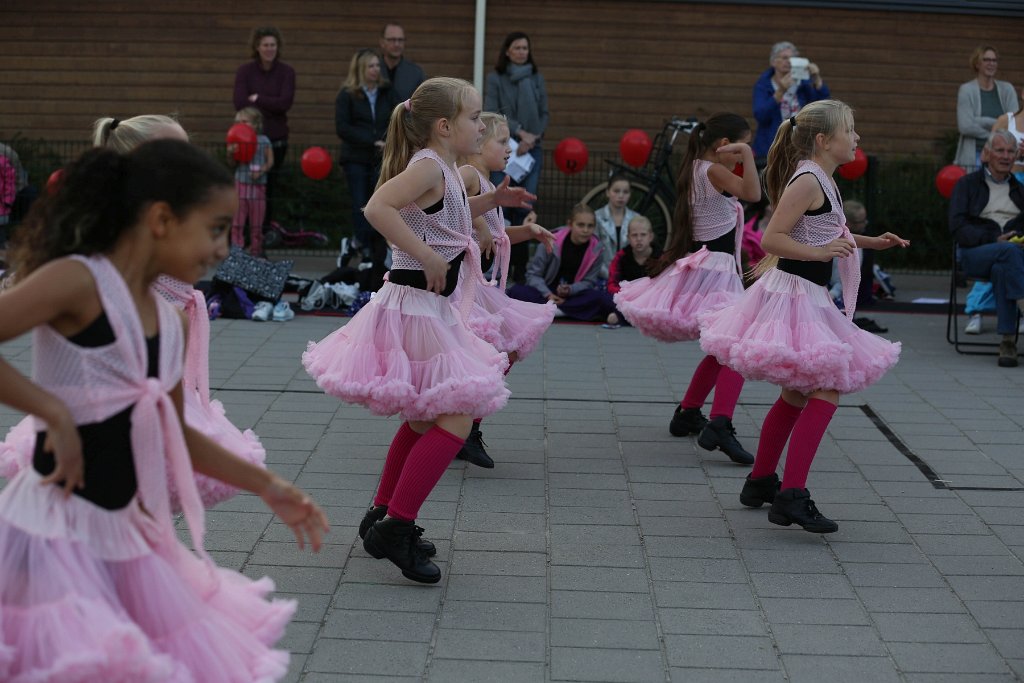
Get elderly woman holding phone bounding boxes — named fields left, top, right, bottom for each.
left=752, top=41, right=830, bottom=163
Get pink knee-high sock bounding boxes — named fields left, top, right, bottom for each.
left=387, top=425, right=466, bottom=522
left=373, top=423, right=422, bottom=508
left=750, top=397, right=804, bottom=478
left=680, top=355, right=722, bottom=410
left=709, top=367, right=745, bottom=420
left=781, top=398, right=837, bottom=490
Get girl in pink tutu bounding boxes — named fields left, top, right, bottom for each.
left=0, top=114, right=268, bottom=511
left=615, top=113, right=762, bottom=465
left=303, top=78, right=530, bottom=583
left=452, top=112, right=557, bottom=468
left=699, top=100, right=906, bottom=533
left=0, top=139, right=328, bottom=681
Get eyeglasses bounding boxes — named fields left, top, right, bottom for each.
left=383, top=37, right=405, bottom=43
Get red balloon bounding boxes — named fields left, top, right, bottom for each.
left=553, top=137, right=589, bottom=175
left=46, top=169, right=64, bottom=195
left=226, top=123, right=257, bottom=163
left=838, top=148, right=868, bottom=181
left=301, top=146, right=333, bottom=180
left=619, top=129, right=652, bottom=168
left=935, top=164, right=967, bottom=199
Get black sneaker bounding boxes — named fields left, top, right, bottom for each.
left=768, top=488, right=839, bottom=533
left=697, top=416, right=755, bottom=465
left=359, top=505, right=436, bottom=557
left=740, top=473, right=780, bottom=508
left=669, top=406, right=708, bottom=437
left=455, top=423, right=494, bottom=468
left=363, top=517, right=442, bottom=583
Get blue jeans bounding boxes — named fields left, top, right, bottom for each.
left=959, top=242, right=1024, bottom=334
left=343, top=162, right=375, bottom=248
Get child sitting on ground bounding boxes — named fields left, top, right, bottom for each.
left=606, top=216, right=661, bottom=326
left=507, top=203, right=615, bottom=321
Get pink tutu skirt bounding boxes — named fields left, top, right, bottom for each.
left=615, top=249, right=743, bottom=342
left=303, top=282, right=510, bottom=422
left=0, top=467, right=294, bottom=682
left=452, top=279, right=555, bottom=359
left=699, top=268, right=900, bottom=394
left=0, top=393, right=265, bottom=512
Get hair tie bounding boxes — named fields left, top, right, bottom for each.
left=109, top=118, right=121, bottom=131
left=403, top=99, right=411, bottom=112
left=788, top=116, right=797, bottom=128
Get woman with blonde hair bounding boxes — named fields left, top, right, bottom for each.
left=335, top=48, right=395, bottom=289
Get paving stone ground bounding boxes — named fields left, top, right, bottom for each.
left=2, top=272, right=1024, bottom=682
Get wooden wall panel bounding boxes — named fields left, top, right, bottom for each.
left=1, top=0, right=1020, bottom=158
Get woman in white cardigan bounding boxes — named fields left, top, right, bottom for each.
left=956, top=46, right=1018, bottom=168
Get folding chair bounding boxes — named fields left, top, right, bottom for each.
left=946, top=243, right=1020, bottom=354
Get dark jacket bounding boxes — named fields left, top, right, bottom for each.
left=233, top=60, right=296, bottom=142
left=334, top=85, right=395, bottom=166
left=751, top=67, right=830, bottom=158
left=384, top=57, right=425, bottom=103
left=949, top=169, right=1024, bottom=248
left=607, top=244, right=662, bottom=294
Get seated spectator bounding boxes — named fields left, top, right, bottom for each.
left=950, top=129, right=1024, bottom=367
left=594, top=174, right=639, bottom=279
left=507, top=203, right=614, bottom=321
left=606, top=216, right=661, bottom=326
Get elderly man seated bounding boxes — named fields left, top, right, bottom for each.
left=950, top=129, right=1024, bottom=366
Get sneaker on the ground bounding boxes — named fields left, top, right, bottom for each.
left=455, top=423, right=494, bottom=468
left=553, top=307, right=566, bottom=318
left=251, top=301, right=273, bottom=322
left=272, top=301, right=294, bottom=322
left=964, top=314, right=982, bottom=335
left=669, top=406, right=708, bottom=437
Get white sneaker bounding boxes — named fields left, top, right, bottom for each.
left=272, top=301, right=294, bottom=321
left=251, top=301, right=273, bottom=322
left=965, top=314, right=982, bottom=335
left=553, top=307, right=567, bottom=318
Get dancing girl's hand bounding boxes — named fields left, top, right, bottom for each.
left=492, top=176, right=536, bottom=210
left=261, top=477, right=330, bottom=552
left=818, top=238, right=856, bottom=261
left=422, top=251, right=450, bottom=294
left=531, top=223, right=556, bottom=252
left=873, top=232, right=910, bottom=250
left=39, top=409, right=84, bottom=497
left=478, top=228, right=494, bottom=259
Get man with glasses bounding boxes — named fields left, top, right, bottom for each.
left=379, top=23, right=425, bottom=103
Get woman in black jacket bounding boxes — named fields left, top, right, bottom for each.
left=335, top=48, right=395, bottom=288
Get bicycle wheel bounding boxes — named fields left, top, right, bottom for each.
left=581, top=180, right=674, bottom=246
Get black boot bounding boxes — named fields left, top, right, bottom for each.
left=363, top=517, right=442, bottom=583
left=455, top=422, right=494, bottom=468
left=739, top=473, right=780, bottom=508
left=359, top=505, right=436, bottom=557
left=768, top=488, right=839, bottom=534
left=669, top=406, right=708, bottom=436
left=697, top=416, right=755, bottom=464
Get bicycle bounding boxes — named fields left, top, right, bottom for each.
left=581, top=117, right=699, bottom=243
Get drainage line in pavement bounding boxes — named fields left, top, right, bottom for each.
left=858, top=404, right=950, bottom=490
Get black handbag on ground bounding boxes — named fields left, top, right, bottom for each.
left=213, top=247, right=293, bottom=302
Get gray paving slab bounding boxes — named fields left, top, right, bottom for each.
left=7, top=272, right=1024, bottom=680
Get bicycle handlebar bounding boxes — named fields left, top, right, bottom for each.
left=667, top=117, right=700, bottom=133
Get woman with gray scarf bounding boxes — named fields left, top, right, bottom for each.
left=485, top=31, right=549, bottom=283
